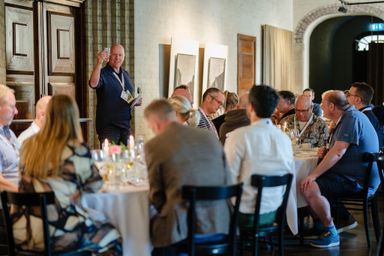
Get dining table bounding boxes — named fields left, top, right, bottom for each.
left=285, top=147, right=318, bottom=235
left=82, top=183, right=152, bottom=256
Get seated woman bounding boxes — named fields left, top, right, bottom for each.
left=14, top=95, right=122, bottom=255
left=168, top=95, right=200, bottom=127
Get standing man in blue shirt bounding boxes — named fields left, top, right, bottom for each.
left=89, top=44, right=141, bottom=145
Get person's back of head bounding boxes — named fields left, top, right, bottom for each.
left=35, top=95, right=52, bottom=127
left=322, top=90, right=349, bottom=110
left=350, top=82, right=374, bottom=106
left=249, top=85, right=279, bottom=119
left=0, top=84, right=13, bottom=106
left=145, top=99, right=177, bottom=135
left=168, top=96, right=200, bottom=127
left=21, top=94, right=83, bottom=178
left=224, top=91, right=239, bottom=112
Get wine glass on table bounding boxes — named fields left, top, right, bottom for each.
left=91, top=149, right=108, bottom=182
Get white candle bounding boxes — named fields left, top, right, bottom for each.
left=103, top=139, right=109, bottom=157
left=129, top=135, right=135, bottom=151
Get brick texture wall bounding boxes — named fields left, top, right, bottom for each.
left=84, top=0, right=134, bottom=147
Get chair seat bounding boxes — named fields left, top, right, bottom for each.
left=173, top=235, right=230, bottom=255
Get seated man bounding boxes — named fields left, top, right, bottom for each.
left=303, top=88, right=323, bottom=117
left=197, top=87, right=225, bottom=138
left=171, top=84, right=193, bottom=104
left=275, top=90, right=296, bottom=122
left=346, top=82, right=383, bottom=147
left=300, top=90, right=380, bottom=248
left=224, top=85, right=294, bottom=228
left=144, top=99, right=231, bottom=252
left=0, top=84, right=20, bottom=245
left=0, top=84, right=19, bottom=191
left=18, top=95, right=51, bottom=145
left=280, top=95, right=329, bottom=147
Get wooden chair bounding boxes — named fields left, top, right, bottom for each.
left=376, top=153, right=384, bottom=256
left=335, top=152, right=381, bottom=248
left=1, top=191, right=90, bottom=256
left=239, top=173, right=293, bottom=256
left=170, top=183, right=243, bottom=256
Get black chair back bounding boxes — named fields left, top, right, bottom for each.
left=1, top=191, right=55, bottom=256
left=180, top=183, right=243, bottom=256
left=251, top=173, right=293, bottom=234
left=1, top=191, right=87, bottom=256
left=240, top=173, right=293, bottom=256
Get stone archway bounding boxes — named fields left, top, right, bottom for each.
left=293, top=3, right=384, bottom=93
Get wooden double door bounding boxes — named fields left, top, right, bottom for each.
left=5, top=0, right=86, bottom=135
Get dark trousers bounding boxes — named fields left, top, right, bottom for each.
left=98, top=125, right=131, bottom=146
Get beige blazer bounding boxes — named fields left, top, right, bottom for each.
left=145, top=122, right=231, bottom=247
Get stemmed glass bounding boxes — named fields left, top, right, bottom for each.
left=91, top=150, right=108, bottom=182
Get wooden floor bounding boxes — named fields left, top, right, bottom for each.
left=248, top=208, right=382, bottom=256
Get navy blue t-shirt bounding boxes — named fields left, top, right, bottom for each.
left=329, top=106, right=380, bottom=195
left=95, top=64, right=134, bottom=134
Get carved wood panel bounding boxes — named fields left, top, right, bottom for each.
left=47, top=12, right=75, bottom=75
left=5, top=5, right=34, bottom=74
left=237, top=34, right=256, bottom=95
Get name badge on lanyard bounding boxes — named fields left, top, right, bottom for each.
left=114, top=72, right=134, bottom=104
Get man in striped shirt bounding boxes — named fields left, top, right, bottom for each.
left=197, top=88, right=225, bottom=138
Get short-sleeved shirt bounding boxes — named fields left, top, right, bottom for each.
left=328, top=106, right=379, bottom=194
left=360, top=106, right=383, bottom=148
left=94, top=64, right=134, bottom=134
left=0, top=126, right=20, bottom=185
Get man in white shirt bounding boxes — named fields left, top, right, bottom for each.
left=224, top=85, right=294, bottom=227
left=18, top=95, right=51, bottom=145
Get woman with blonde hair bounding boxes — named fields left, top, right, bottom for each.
left=168, top=95, right=200, bottom=127
left=16, top=95, right=122, bottom=255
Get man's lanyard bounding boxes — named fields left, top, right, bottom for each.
left=113, top=71, right=126, bottom=91
left=294, top=113, right=314, bottom=139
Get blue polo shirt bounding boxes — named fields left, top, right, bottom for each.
left=329, top=106, right=380, bottom=195
left=95, top=64, right=134, bottom=134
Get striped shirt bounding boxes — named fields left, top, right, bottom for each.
left=197, top=108, right=218, bottom=138
left=0, top=126, right=20, bottom=185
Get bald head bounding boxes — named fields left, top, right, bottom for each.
left=296, top=95, right=312, bottom=109
left=322, top=90, right=348, bottom=110
left=35, top=96, right=52, bottom=128
left=109, top=44, right=125, bottom=71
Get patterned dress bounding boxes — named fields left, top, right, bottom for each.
left=12, top=143, right=122, bottom=255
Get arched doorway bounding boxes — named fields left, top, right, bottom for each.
left=294, top=3, right=384, bottom=103
left=309, top=15, right=384, bottom=102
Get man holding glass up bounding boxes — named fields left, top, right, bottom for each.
left=89, top=44, right=141, bottom=145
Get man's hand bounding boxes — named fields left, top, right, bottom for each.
left=97, top=50, right=109, bottom=65
left=300, top=174, right=316, bottom=193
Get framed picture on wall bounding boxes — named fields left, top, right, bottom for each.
left=174, top=53, right=196, bottom=100
left=169, top=38, right=199, bottom=107
left=208, top=57, right=226, bottom=91
left=202, top=43, right=228, bottom=96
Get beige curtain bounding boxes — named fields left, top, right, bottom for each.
left=262, top=25, right=295, bottom=92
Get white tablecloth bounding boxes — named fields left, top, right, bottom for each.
left=286, top=150, right=318, bottom=235
left=82, top=184, right=151, bottom=256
